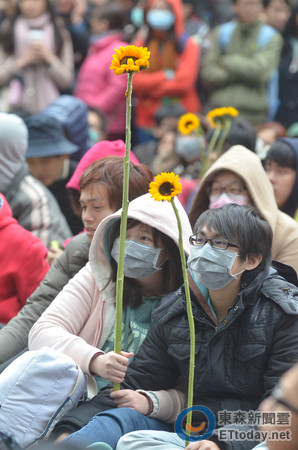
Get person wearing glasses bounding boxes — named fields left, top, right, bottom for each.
left=53, top=204, right=298, bottom=450
left=188, top=145, right=298, bottom=275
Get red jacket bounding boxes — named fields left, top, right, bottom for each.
left=133, top=0, right=201, bottom=128
left=0, top=194, right=50, bottom=324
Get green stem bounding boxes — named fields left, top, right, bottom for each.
left=113, top=72, right=134, bottom=391
left=214, top=120, right=231, bottom=160
left=200, top=125, right=221, bottom=179
left=171, top=198, right=195, bottom=448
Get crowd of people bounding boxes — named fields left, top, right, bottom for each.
left=0, top=0, right=298, bottom=449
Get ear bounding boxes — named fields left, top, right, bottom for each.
left=244, top=253, right=262, bottom=271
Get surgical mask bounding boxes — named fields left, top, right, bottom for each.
left=111, top=238, right=163, bottom=279
left=209, top=193, right=249, bottom=209
left=88, top=128, right=100, bottom=144
left=146, top=9, right=175, bottom=31
left=131, top=7, right=144, bottom=28
left=175, top=136, right=201, bottom=162
left=187, top=243, right=244, bottom=290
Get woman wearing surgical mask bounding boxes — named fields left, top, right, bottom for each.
left=132, top=0, right=201, bottom=145
left=188, top=145, right=298, bottom=274
left=29, top=193, right=192, bottom=396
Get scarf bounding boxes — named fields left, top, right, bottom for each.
left=11, top=13, right=59, bottom=113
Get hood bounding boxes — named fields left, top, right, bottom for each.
left=188, top=145, right=278, bottom=231
left=145, top=0, right=185, bottom=37
left=276, top=138, right=298, bottom=218
left=66, top=140, right=139, bottom=191
left=89, top=193, right=192, bottom=293
left=0, top=193, right=17, bottom=230
left=0, top=113, right=28, bottom=192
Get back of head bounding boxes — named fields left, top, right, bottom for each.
left=0, top=113, right=28, bottom=192
left=194, top=203, right=273, bottom=271
left=206, top=116, right=256, bottom=153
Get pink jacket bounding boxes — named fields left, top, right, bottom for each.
left=28, top=193, right=192, bottom=375
left=74, top=32, right=128, bottom=137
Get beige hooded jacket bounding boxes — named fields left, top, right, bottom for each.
left=188, top=145, right=298, bottom=274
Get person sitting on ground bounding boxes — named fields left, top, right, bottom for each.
left=25, top=113, right=83, bottom=236
left=0, top=193, right=49, bottom=327
left=0, top=112, right=72, bottom=248
left=28, top=192, right=192, bottom=397
left=0, top=152, right=152, bottom=370
left=52, top=204, right=298, bottom=450
left=188, top=145, right=298, bottom=274
left=264, top=138, right=298, bottom=221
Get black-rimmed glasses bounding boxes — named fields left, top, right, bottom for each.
left=271, top=384, right=298, bottom=414
left=189, top=235, right=239, bottom=250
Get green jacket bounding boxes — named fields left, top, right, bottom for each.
left=201, top=20, right=283, bottom=125
left=0, top=232, right=90, bottom=365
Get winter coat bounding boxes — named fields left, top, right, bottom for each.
left=0, top=14, right=74, bottom=114
left=29, top=193, right=192, bottom=374
left=188, top=145, right=298, bottom=274
left=3, top=164, right=72, bottom=248
left=52, top=262, right=298, bottom=449
left=0, top=194, right=49, bottom=324
left=132, top=0, right=201, bottom=129
left=74, top=32, right=128, bottom=138
left=0, top=232, right=89, bottom=364
left=201, top=20, right=282, bottom=126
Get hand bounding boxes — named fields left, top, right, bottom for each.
left=89, top=351, right=133, bottom=383
left=110, top=389, right=151, bottom=415
left=185, top=441, right=220, bottom=450
left=47, top=247, right=64, bottom=265
left=71, top=0, right=87, bottom=24
left=29, top=42, right=55, bottom=65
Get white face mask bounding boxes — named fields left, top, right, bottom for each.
left=209, top=193, right=249, bottom=209
left=187, top=244, right=245, bottom=290
left=111, top=238, right=163, bottom=279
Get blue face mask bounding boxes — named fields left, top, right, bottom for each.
left=187, top=243, right=244, bottom=290
left=111, top=238, right=163, bottom=279
left=146, top=9, right=175, bottom=31
left=131, top=7, right=144, bottom=28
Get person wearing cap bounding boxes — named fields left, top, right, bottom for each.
left=0, top=144, right=152, bottom=372
left=25, top=112, right=83, bottom=235
left=0, top=112, right=73, bottom=249
left=0, top=193, right=50, bottom=327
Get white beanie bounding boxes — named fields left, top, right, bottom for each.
left=0, top=113, right=28, bottom=192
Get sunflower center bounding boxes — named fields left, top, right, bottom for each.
left=159, top=182, right=174, bottom=196
left=120, top=57, right=136, bottom=65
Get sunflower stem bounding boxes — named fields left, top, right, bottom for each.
left=215, top=120, right=231, bottom=159
left=113, top=72, right=133, bottom=391
left=200, top=125, right=221, bottom=179
left=170, top=198, right=195, bottom=448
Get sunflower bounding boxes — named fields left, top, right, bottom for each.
left=110, top=45, right=150, bottom=75
left=207, top=106, right=239, bottom=128
left=177, top=113, right=200, bottom=135
left=149, top=172, right=182, bottom=202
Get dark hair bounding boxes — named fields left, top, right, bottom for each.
left=92, top=3, right=125, bottom=30
left=265, top=140, right=296, bottom=169
left=262, top=0, right=291, bottom=8
left=194, top=204, right=272, bottom=270
left=88, top=107, right=108, bottom=134
left=108, top=219, right=183, bottom=308
left=154, top=103, right=186, bottom=125
left=206, top=116, right=256, bottom=153
left=78, top=156, right=153, bottom=211
left=0, top=0, right=65, bottom=55
left=282, top=3, right=298, bottom=40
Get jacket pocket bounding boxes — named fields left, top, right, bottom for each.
left=232, top=343, right=266, bottom=390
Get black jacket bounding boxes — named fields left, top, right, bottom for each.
left=54, top=265, right=298, bottom=449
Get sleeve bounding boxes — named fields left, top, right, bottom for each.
left=0, top=241, right=81, bottom=364
left=210, top=311, right=298, bottom=450
left=47, top=28, right=74, bottom=89
left=28, top=263, right=103, bottom=374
